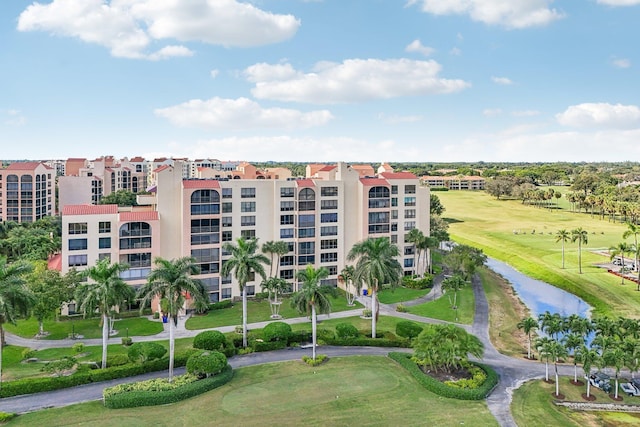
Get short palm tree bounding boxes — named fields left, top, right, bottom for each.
left=555, top=229, right=570, bottom=269
left=517, top=316, right=538, bottom=359
left=290, top=265, right=334, bottom=361
left=136, top=256, right=206, bottom=382
left=338, top=265, right=358, bottom=306
left=442, top=274, right=467, bottom=321
left=0, top=258, right=34, bottom=387
left=221, top=238, right=269, bottom=348
left=571, top=228, right=588, bottom=274
left=623, top=222, right=640, bottom=273
left=75, top=259, right=133, bottom=369
left=347, top=237, right=403, bottom=338
left=261, top=240, right=289, bottom=278
left=610, top=241, right=632, bottom=284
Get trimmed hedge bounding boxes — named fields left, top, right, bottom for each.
left=335, top=323, right=359, bottom=339
left=252, top=340, right=287, bottom=352
left=0, top=349, right=200, bottom=398
left=209, top=300, right=233, bottom=310
left=323, top=336, right=410, bottom=348
left=288, top=330, right=312, bottom=345
left=262, top=322, right=292, bottom=342
left=193, top=330, right=227, bottom=351
left=104, top=365, right=234, bottom=409
left=388, top=352, right=498, bottom=400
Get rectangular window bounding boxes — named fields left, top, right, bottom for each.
left=321, top=239, right=338, bottom=250
left=99, top=221, right=111, bottom=233
left=222, top=202, right=233, bottom=213
left=328, top=266, right=338, bottom=276
left=121, top=252, right=152, bottom=268
left=404, top=221, right=416, bottom=231
left=68, top=254, right=87, bottom=266
left=321, top=186, right=338, bottom=197
left=404, top=258, right=414, bottom=268
left=404, top=246, right=415, bottom=256
left=241, top=202, right=256, bottom=212
left=298, top=255, right=315, bottom=265
left=99, top=237, right=111, bottom=249
left=280, top=187, right=295, bottom=198
left=320, top=199, right=338, bottom=210
left=391, top=210, right=398, bottom=220
left=404, top=185, right=416, bottom=194
left=241, top=230, right=255, bottom=239
left=246, top=285, right=255, bottom=296
left=404, top=197, right=416, bottom=206
left=280, top=228, right=294, bottom=239
left=368, top=224, right=390, bottom=234
left=391, top=198, right=398, bottom=207
left=298, top=241, right=315, bottom=254
left=391, top=185, right=398, bottom=195
left=321, top=226, right=338, bottom=236
left=222, top=188, right=232, bottom=198
left=222, top=217, right=232, bottom=227
left=391, top=235, right=398, bottom=244
left=298, top=228, right=315, bottom=238
left=280, top=269, right=294, bottom=280
left=369, top=211, right=390, bottom=224
left=98, top=253, right=111, bottom=262
left=405, top=209, right=416, bottom=219
left=391, top=223, right=398, bottom=232
left=222, top=230, right=233, bottom=242
left=68, top=223, right=87, bottom=235
left=280, top=201, right=294, bottom=211
left=280, top=255, right=295, bottom=267
left=221, top=288, right=232, bottom=299
left=280, top=214, right=295, bottom=225
left=241, top=188, right=256, bottom=198
left=68, top=238, right=88, bottom=251
left=298, top=214, right=315, bottom=228
left=241, top=216, right=256, bottom=226
left=320, top=252, right=338, bottom=263
left=320, top=213, right=338, bottom=223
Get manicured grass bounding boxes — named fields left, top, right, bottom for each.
left=512, top=377, right=640, bottom=427
left=4, top=316, right=163, bottom=340
left=8, top=356, right=498, bottom=426
left=185, top=295, right=361, bottom=330
left=438, top=190, right=640, bottom=318
left=289, top=314, right=422, bottom=335
left=377, top=287, right=430, bottom=304
left=405, top=285, right=475, bottom=324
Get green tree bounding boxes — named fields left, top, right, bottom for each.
left=555, top=229, right=571, bottom=269
left=624, top=222, right=640, bottom=287
left=338, top=265, right=359, bottom=306
left=261, top=240, right=289, bottom=278
left=430, top=193, right=445, bottom=216
left=406, top=228, right=425, bottom=276
left=538, top=311, right=564, bottom=341
left=609, top=241, right=632, bottom=284
left=517, top=316, right=538, bottom=359
left=136, top=256, right=206, bottom=382
left=571, top=228, right=589, bottom=274
left=535, top=336, right=554, bottom=382
left=347, top=237, right=403, bottom=338
left=441, top=274, right=467, bottom=322
left=443, top=244, right=487, bottom=280
left=412, top=323, right=484, bottom=373
left=221, top=238, right=269, bottom=348
left=548, top=340, right=569, bottom=397
left=604, top=345, right=627, bottom=400
left=575, top=345, right=600, bottom=398
left=260, top=276, right=290, bottom=319
left=27, top=261, right=76, bottom=336
left=99, top=190, right=140, bottom=206
left=563, top=333, right=584, bottom=383
left=75, top=259, right=134, bottom=369
left=290, top=265, right=334, bottom=361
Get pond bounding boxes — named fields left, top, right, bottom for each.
left=486, top=258, right=592, bottom=319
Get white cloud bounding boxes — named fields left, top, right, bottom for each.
left=154, top=97, right=333, bottom=130
left=556, top=103, right=640, bottom=128
left=449, top=47, right=462, bottom=56
left=210, top=69, right=220, bottom=79
left=17, top=0, right=300, bottom=59
left=597, top=0, right=640, bottom=5
left=405, top=39, right=435, bottom=56
left=409, top=0, right=564, bottom=29
left=245, top=58, right=470, bottom=104
left=483, top=108, right=502, bottom=117
left=377, top=113, right=423, bottom=124
left=612, top=58, right=631, bottom=68
left=491, top=76, right=513, bottom=85
left=4, top=110, right=27, bottom=126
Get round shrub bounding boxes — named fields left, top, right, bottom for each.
left=128, top=342, right=167, bottom=363
left=72, top=342, right=85, bottom=354
left=193, top=330, right=227, bottom=351
left=107, top=354, right=130, bottom=368
left=396, top=320, right=424, bottom=339
left=262, top=321, right=292, bottom=342
left=335, top=323, right=359, bottom=339
left=186, top=351, right=227, bottom=378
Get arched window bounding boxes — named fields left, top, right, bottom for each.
left=191, top=189, right=220, bottom=215
left=368, top=186, right=390, bottom=209
left=298, top=188, right=315, bottom=211
left=119, top=222, right=152, bottom=249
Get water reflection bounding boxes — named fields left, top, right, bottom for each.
left=486, top=258, right=591, bottom=319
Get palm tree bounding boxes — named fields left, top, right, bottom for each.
left=347, top=237, right=403, bottom=338
left=610, top=242, right=632, bottom=284
left=0, top=258, right=34, bottom=388
left=538, top=311, right=563, bottom=341
left=136, top=256, right=206, bottom=382
left=290, top=265, right=334, bottom=361
left=571, top=228, right=589, bottom=274
left=261, top=240, right=289, bottom=278
left=631, top=243, right=640, bottom=291
left=623, top=222, right=640, bottom=274
left=517, top=316, right=538, bottom=359
left=535, top=337, right=554, bottom=382
left=406, top=228, right=424, bottom=276
left=576, top=345, right=600, bottom=398
left=441, top=274, right=467, bottom=322
left=548, top=340, right=569, bottom=397
left=338, top=265, right=358, bottom=306
left=221, top=238, right=269, bottom=348
left=555, top=229, right=570, bottom=269
left=260, top=276, right=289, bottom=319
left=75, top=259, right=133, bottom=369
left=563, top=332, right=585, bottom=383
left=604, top=345, right=627, bottom=399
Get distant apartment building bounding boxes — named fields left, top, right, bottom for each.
left=0, top=161, right=55, bottom=223
left=421, top=175, right=485, bottom=190
left=61, top=162, right=429, bottom=304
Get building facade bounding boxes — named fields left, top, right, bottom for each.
left=0, top=162, right=55, bottom=223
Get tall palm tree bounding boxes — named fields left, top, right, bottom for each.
left=347, top=237, right=403, bottom=338
left=0, top=258, right=34, bottom=387
left=221, top=238, right=269, bottom=348
left=441, top=274, right=467, bottom=322
left=563, top=332, right=585, bottom=383
left=406, top=228, right=424, bottom=276
left=261, top=240, right=289, bottom=278
left=290, top=265, right=334, bottom=361
left=555, top=229, right=570, bottom=269
left=610, top=242, right=632, bottom=284
left=576, top=344, right=600, bottom=399
left=605, top=345, right=628, bottom=399
left=631, top=243, right=640, bottom=291
left=623, top=222, right=640, bottom=274
left=338, top=265, right=358, bottom=306
left=548, top=340, right=569, bottom=397
left=136, top=256, right=206, bottom=382
left=538, top=311, right=564, bottom=341
left=517, top=316, right=538, bottom=359
left=535, top=337, right=554, bottom=382
left=75, top=259, right=133, bottom=369
left=571, top=228, right=589, bottom=274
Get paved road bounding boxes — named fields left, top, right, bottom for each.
left=0, top=276, right=579, bottom=426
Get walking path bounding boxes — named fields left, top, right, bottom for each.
left=1, top=277, right=579, bottom=426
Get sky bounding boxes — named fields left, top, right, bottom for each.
left=2, top=0, right=640, bottom=164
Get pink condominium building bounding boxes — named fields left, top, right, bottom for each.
left=61, top=161, right=429, bottom=304
left=0, top=162, right=55, bottom=223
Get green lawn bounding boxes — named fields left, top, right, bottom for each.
left=289, top=314, right=422, bottom=336
left=405, top=285, right=475, bottom=324
left=512, top=377, right=640, bottom=427
left=438, top=190, right=639, bottom=318
left=377, top=287, right=430, bottom=304
left=8, top=356, right=498, bottom=427
left=4, top=316, right=164, bottom=340
left=185, top=295, right=361, bottom=330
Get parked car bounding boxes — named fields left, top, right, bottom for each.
left=589, top=372, right=611, bottom=393
left=630, top=378, right=640, bottom=390
left=613, top=258, right=623, bottom=266
left=620, top=382, right=640, bottom=396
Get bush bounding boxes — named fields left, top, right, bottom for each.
left=153, top=311, right=160, bottom=319
left=0, top=412, right=15, bottom=422
left=21, top=348, right=36, bottom=360
left=72, top=343, right=85, bottom=354
left=362, top=309, right=372, bottom=318
left=107, top=354, right=130, bottom=368
left=209, top=300, right=233, bottom=311
left=121, top=337, right=133, bottom=346
left=335, top=323, right=359, bottom=339
left=252, top=340, right=287, bottom=352
left=324, top=335, right=410, bottom=348
left=186, top=351, right=227, bottom=378
left=402, top=275, right=434, bottom=289
left=302, top=354, right=327, bottom=366
left=103, top=365, right=233, bottom=409
left=388, top=352, right=498, bottom=400
left=396, top=304, right=408, bottom=313
left=127, top=342, right=168, bottom=363
left=396, top=321, right=424, bottom=339
left=317, top=328, right=335, bottom=342
left=288, top=330, right=312, bottom=345
left=42, top=357, right=76, bottom=376
left=445, top=364, right=487, bottom=389
left=262, top=322, right=292, bottom=342
left=193, top=330, right=227, bottom=351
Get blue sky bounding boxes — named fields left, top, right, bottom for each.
left=2, top=0, right=640, bottom=163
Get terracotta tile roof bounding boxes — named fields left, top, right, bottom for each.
left=295, top=179, right=315, bottom=187
left=360, top=178, right=389, bottom=186
left=6, top=161, right=44, bottom=170
left=380, top=172, right=417, bottom=180
left=120, top=211, right=159, bottom=221
left=153, top=165, right=171, bottom=173
left=319, top=165, right=336, bottom=172
left=182, top=179, right=221, bottom=189
left=129, top=156, right=145, bottom=162
left=62, top=204, right=119, bottom=215
left=48, top=253, right=62, bottom=272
